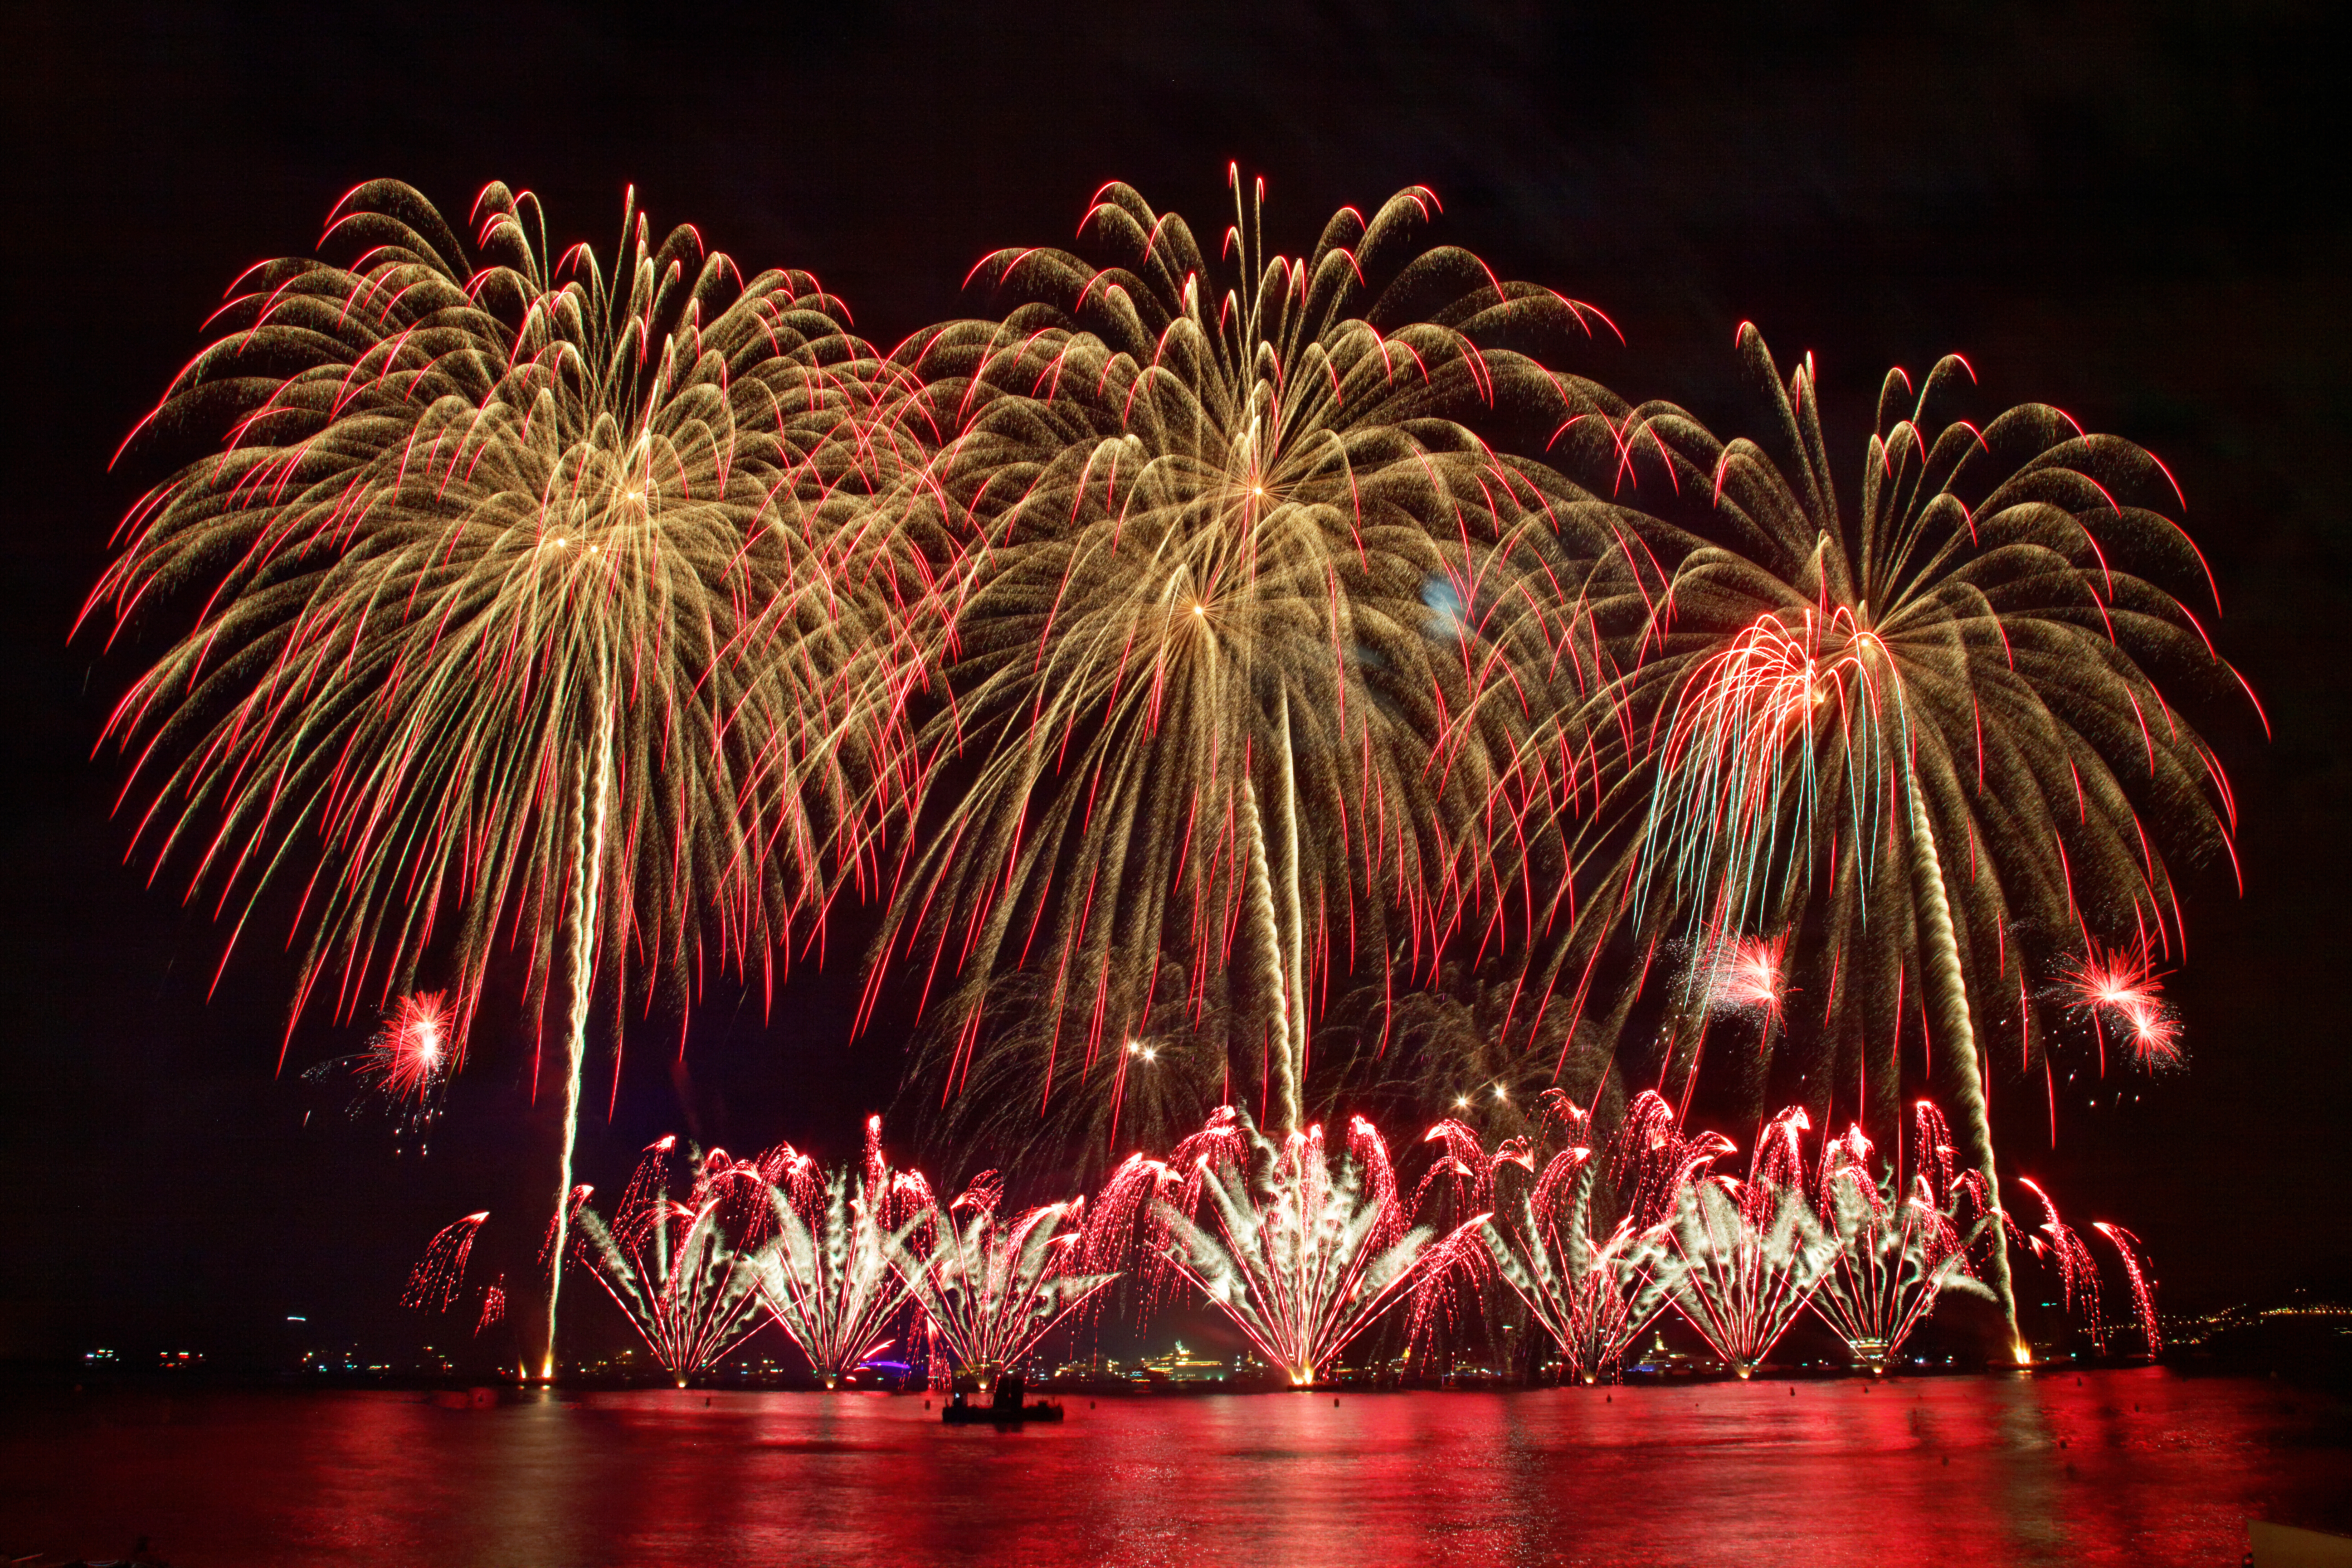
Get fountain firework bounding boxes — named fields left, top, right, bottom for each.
left=1808, top=1103, right=1992, bottom=1372
left=1479, top=1146, right=1672, bottom=1383
left=1154, top=1108, right=1469, bottom=1385
left=1640, top=1107, right=1841, bottom=1377
left=887, top=1175, right=1117, bottom=1390
left=748, top=1117, right=936, bottom=1387
left=568, top=1138, right=773, bottom=1384
left=1473, top=1089, right=1730, bottom=1382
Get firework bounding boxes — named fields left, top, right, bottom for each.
left=868, top=169, right=1619, bottom=1138
left=403, top=1211, right=490, bottom=1311
left=1540, top=328, right=2249, bottom=1348
left=1706, top=932, right=1789, bottom=1018
left=1152, top=1108, right=1466, bottom=1384
left=2015, top=1176, right=2104, bottom=1347
left=1388, top=1121, right=1519, bottom=1372
left=2092, top=1222, right=2162, bottom=1356
left=475, top=1277, right=507, bottom=1336
left=886, top=1177, right=1117, bottom=1391
left=87, top=180, right=921, bottom=1377
left=2062, top=940, right=2182, bottom=1069
left=361, top=991, right=458, bottom=1107
left=1808, top=1104, right=1992, bottom=1372
left=2013, top=1178, right=2161, bottom=1357
left=1638, top=1108, right=1841, bottom=1377
left=568, top=1138, right=773, bottom=1384
left=1478, top=1146, right=1672, bottom=1383
left=747, top=1117, right=936, bottom=1387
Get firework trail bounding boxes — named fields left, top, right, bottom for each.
left=747, top=1117, right=936, bottom=1387
left=867, top=169, right=1622, bottom=1136
left=1809, top=1103, right=1992, bottom=1372
left=2063, top=939, right=2182, bottom=1069
left=476, top=1277, right=507, bottom=1336
left=2013, top=1179, right=2159, bottom=1356
left=886, top=1175, right=1117, bottom=1390
left=1535, top=327, right=2250, bottom=1350
left=86, top=180, right=923, bottom=1377
left=1153, top=1108, right=1472, bottom=1384
left=403, top=1211, right=490, bottom=1311
left=568, top=1137, right=774, bottom=1384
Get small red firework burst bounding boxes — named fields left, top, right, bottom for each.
left=2063, top=942, right=2182, bottom=1068
left=1707, top=931, right=1789, bottom=1019
left=365, top=992, right=457, bottom=1105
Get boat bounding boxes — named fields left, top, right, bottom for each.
left=941, top=1374, right=1063, bottom=1424
left=942, top=1399, right=1065, bottom=1425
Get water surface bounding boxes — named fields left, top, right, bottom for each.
left=5, top=1371, right=2345, bottom=1566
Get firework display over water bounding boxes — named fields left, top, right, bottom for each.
left=6, top=1, right=2350, bottom=1563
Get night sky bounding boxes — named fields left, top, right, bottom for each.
left=6, top=0, right=2345, bottom=1364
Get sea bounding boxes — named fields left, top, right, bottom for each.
left=4, top=1369, right=2347, bottom=1566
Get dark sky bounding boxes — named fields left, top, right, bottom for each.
left=5, top=0, right=2345, bottom=1362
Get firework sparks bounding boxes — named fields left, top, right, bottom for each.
left=1809, top=1104, right=1992, bottom=1372
left=1479, top=1142, right=1673, bottom=1384
left=402, top=1212, right=490, bottom=1312
left=1535, top=328, right=2248, bottom=1348
left=2015, top=1175, right=2104, bottom=1347
left=1637, top=1108, right=1841, bottom=1378
left=2092, top=1222, right=2162, bottom=1356
left=568, top=1139, right=774, bottom=1384
left=2064, top=940, right=2182, bottom=1069
left=362, top=991, right=457, bottom=1107
left=1705, top=930, right=1790, bottom=1019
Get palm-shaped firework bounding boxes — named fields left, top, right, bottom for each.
left=748, top=1117, right=935, bottom=1387
left=86, top=180, right=918, bottom=1374
left=1153, top=1107, right=1453, bottom=1384
left=864, top=170, right=1617, bottom=1136
left=887, top=1175, right=1116, bottom=1390
left=1539, top=326, right=2250, bottom=1345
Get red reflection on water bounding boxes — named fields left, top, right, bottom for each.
left=2, top=1371, right=2344, bottom=1566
